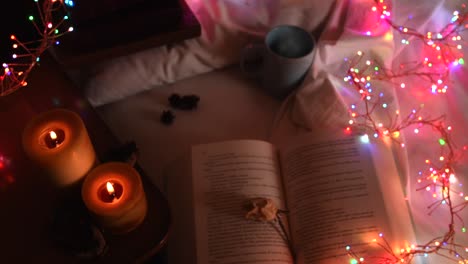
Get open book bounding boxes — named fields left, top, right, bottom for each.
left=190, top=133, right=416, bottom=263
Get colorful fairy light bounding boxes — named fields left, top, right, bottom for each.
left=0, top=0, right=73, bottom=96
left=367, top=0, right=468, bottom=94
left=345, top=51, right=468, bottom=263
left=343, top=1, right=468, bottom=262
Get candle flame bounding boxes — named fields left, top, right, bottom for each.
left=106, top=182, right=115, bottom=195
left=49, top=131, right=57, bottom=140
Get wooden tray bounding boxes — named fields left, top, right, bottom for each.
left=94, top=167, right=171, bottom=263
left=48, top=165, right=171, bottom=263
left=53, top=0, right=201, bottom=67
left=0, top=55, right=170, bottom=263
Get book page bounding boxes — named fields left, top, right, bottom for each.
left=192, top=140, right=294, bottom=264
left=279, top=134, right=415, bottom=263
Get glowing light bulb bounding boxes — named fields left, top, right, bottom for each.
left=449, top=174, right=458, bottom=184
left=360, top=134, right=370, bottom=144
left=439, top=139, right=446, bottom=145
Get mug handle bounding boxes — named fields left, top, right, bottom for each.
left=240, top=43, right=264, bottom=78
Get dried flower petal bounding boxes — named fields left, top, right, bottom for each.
left=244, top=197, right=278, bottom=222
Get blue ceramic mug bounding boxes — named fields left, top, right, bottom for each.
left=241, top=25, right=316, bottom=99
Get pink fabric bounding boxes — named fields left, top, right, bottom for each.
left=94, top=0, right=468, bottom=263
left=271, top=1, right=468, bottom=263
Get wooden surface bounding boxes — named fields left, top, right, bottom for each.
left=52, top=0, right=201, bottom=67
left=0, top=54, right=170, bottom=263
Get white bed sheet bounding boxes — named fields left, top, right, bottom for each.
left=92, top=0, right=468, bottom=263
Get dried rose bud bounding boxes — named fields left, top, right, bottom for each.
left=244, top=197, right=278, bottom=222
left=160, top=110, right=175, bottom=125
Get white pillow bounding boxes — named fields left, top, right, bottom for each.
left=83, top=0, right=336, bottom=106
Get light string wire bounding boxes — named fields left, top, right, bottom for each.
left=345, top=53, right=467, bottom=263
left=370, top=0, right=466, bottom=94
left=1, top=0, right=73, bottom=96
left=344, top=0, right=468, bottom=263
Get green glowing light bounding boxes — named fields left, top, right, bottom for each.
left=458, top=58, right=465, bottom=65
left=462, top=227, right=466, bottom=233
left=374, top=66, right=379, bottom=71
left=439, top=138, right=446, bottom=146
left=28, top=16, right=34, bottom=21
left=350, top=259, right=358, bottom=264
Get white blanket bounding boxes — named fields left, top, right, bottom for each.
left=91, top=0, right=468, bottom=263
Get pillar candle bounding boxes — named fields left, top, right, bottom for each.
left=81, top=162, right=148, bottom=234
left=22, top=108, right=96, bottom=187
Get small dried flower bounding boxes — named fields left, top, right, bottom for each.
left=244, top=197, right=278, bottom=222
left=243, top=197, right=295, bottom=261
left=168, top=93, right=200, bottom=110
left=160, top=110, right=175, bottom=125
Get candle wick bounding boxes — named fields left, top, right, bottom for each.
left=111, top=192, right=117, bottom=201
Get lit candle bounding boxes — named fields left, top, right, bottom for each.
left=81, top=162, right=148, bottom=234
left=101, top=182, right=120, bottom=202
left=22, top=108, right=96, bottom=187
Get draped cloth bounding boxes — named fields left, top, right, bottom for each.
left=89, top=1, right=468, bottom=263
